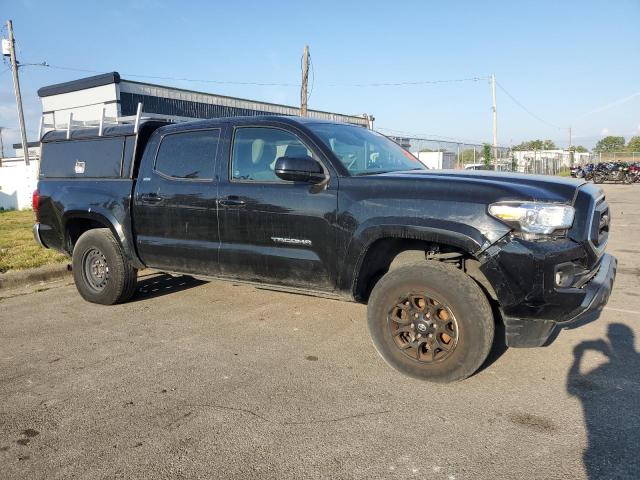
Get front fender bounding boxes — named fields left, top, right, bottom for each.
left=338, top=217, right=490, bottom=293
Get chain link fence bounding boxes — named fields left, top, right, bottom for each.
left=387, top=136, right=513, bottom=170
left=592, top=152, right=640, bottom=163
left=385, top=134, right=640, bottom=175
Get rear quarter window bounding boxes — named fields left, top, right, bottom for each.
left=40, top=138, right=125, bottom=178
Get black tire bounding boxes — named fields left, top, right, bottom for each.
left=593, top=173, right=605, bottom=184
left=367, top=261, right=494, bottom=383
left=623, top=173, right=634, bottom=184
left=72, top=228, right=138, bottom=305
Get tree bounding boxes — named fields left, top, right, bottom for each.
left=594, top=136, right=625, bottom=152
left=482, top=144, right=492, bottom=167
left=626, top=136, right=640, bottom=152
left=458, top=149, right=477, bottom=163
left=512, top=139, right=557, bottom=151
left=569, top=145, right=588, bottom=153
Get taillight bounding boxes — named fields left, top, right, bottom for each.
left=32, top=189, right=40, bottom=221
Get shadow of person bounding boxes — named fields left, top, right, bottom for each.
left=567, top=323, right=640, bottom=479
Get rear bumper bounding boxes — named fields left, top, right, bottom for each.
left=33, top=223, right=48, bottom=248
left=503, top=253, right=617, bottom=347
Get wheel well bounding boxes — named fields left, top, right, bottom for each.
left=353, top=237, right=495, bottom=303
left=65, top=217, right=111, bottom=253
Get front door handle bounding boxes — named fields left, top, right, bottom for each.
left=218, top=196, right=246, bottom=207
left=140, top=193, right=163, bottom=204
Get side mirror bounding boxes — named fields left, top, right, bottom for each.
left=274, top=155, right=326, bottom=183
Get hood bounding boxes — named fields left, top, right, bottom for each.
left=377, top=169, right=585, bottom=204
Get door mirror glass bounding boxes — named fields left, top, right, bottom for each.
left=274, top=155, right=326, bottom=183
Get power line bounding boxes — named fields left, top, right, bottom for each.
left=377, top=126, right=492, bottom=146
left=496, top=81, right=565, bottom=130
left=577, top=92, right=640, bottom=118
left=43, top=63, right=489, bottom=89
left=307, top=54, right=315, bottom=101
left=328, top=76, right=489, bottom=87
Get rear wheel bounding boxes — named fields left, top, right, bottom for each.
left=367, top=262, right=494, bottom=383
left=623, top=173, right=634, bottom=184
left=593, top=172, right=605, bottom=184
left=72, top=228, right=138, bottom=305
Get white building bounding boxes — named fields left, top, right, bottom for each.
left=414, top=151, right=456, bottom=169
left=38, top=72, right=372, bottom=133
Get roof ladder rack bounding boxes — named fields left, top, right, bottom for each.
left=133, top=102, right=143, bottom=134
left=37, top=101, right=183, bottom=138
left=98, top=106, right=105, bottom=136
left=66, top=112, right=73, bottom=139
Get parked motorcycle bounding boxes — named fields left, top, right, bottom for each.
left=592, top=162, right=633, bottom=184
left=575, top=164, right=595, bottom=181
left=627, top=163, right=640, bottom=183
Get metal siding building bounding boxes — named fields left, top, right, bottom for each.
left=38, top=72, right=371, bottom=130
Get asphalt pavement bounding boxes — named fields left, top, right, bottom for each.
left=1, top=184, right=639, bottom=480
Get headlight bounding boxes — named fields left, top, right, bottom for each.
left=488, top=202, right=575, bottom=235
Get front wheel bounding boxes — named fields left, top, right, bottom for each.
left=72, top=228, right=138, bottom=305
left=367, top=262, right=494, bottom=383
left=593, top=172, right=605, bottom=184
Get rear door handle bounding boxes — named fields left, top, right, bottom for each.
left=140, top=193, right=163, bottom=204
left=218, top=196, right=246, bottom=207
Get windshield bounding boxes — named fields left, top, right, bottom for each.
left=307, top=123, right=426, bottom=176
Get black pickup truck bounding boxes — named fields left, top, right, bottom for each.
left=33, top=115, right=616, bottom=382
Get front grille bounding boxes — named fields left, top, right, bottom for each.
left=589, top=200, right=609, bottom=249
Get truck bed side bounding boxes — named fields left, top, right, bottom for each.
left=36, top=121, right=166, bottom=268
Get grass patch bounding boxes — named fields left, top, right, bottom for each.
left=0, top=210, right=67, bottom=273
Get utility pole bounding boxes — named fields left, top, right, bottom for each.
left=568, top=126, right=573, bottom=166
left=4, top=20, right=30, bottom=165
left=491, top=73, right=498, bottom=171
left=300, top=45, right=309, bottom=116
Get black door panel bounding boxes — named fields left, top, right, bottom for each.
left=133, top=128, right=221, bottom=275
left=217, top=125, right=338, bottom=291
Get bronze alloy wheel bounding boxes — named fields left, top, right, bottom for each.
left=388, top=293, right=459, bottom=363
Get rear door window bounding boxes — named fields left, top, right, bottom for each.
left=154, top=129, right=220, bottom=180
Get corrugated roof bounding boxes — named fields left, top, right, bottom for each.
left=37, top=72, right=369, bottom=126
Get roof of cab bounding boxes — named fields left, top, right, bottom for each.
left=40, top=115, right=363, bottom=143
left=155, top=114, right=359, bottom=133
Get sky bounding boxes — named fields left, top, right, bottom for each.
left=0, top=0, right=639, bottom=154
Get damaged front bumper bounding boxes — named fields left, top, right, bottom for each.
left=478, top=233, right=617, bottom=348
left=501, top=252, right=617, bottom=347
